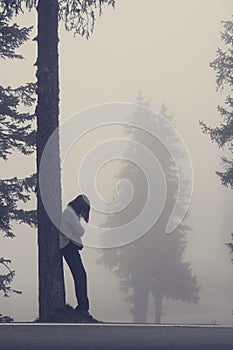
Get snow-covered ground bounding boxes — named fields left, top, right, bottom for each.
left=0, top=324, right=233, bottom=350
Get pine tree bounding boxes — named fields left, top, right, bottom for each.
left=200, top=19, right=233, bottom=188
left=0, top=12, right=36, bottom=322
left=36, top=0, right=116, bottom=320
left=200, top=19, right=233, bottom=280
left=98, top=93, right=199, bottom=323
left=0, top=0, right=116, bottom=320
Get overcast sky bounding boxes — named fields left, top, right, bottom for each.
left=1, top=0, right=233, bottom=324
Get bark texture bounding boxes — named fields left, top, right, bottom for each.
left=36, top=0, right=65, bottom=319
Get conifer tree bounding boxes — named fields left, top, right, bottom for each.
left=0, top=12, right=36, bottom=322
left=0, top=0, right=116, bottom=320
left=200, top=19, right=233, bottom=272
left=200, top=19, right=233, bottom=188
left=98, top=93, right=199, bottom=323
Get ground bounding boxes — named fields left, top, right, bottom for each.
left=0, top=324, right=233, bottom=350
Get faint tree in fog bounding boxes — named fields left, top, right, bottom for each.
left=0, top=0, right=116, bottom=320
left=98, top=92, right=199, bottom=323
left=0, top=12, right=36, bottom=322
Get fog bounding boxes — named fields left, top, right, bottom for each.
left=1, top=0, right=233, bottom=324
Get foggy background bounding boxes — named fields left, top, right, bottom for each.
left=1, top=0, right=233, bottom=324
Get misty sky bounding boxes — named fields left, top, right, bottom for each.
left=1, top=0, right=233, bottom=324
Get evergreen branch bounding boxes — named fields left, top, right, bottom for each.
left=0, top=12, right=32, bottom=59
left=58, top=0, right=115, bottom=38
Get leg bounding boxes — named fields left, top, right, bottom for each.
left=61, top=242, right=89, bottom=311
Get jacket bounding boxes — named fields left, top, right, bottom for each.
left=59, top=205, right=85, bottom=249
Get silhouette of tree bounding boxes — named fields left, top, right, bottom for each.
left=200, top=19, right=233, bottom=280
left=98, top=92, right=199, bottom=323
left=0, top=0, right=116, bottom=320
left=200, top=19, right=233, bottom=188
left=0, top=12, right=36, bottom=321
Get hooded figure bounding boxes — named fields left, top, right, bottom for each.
left=60, top=194, right=94, bottom=320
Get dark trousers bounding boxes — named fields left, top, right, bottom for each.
left=61, top=241, right=89, bottom=311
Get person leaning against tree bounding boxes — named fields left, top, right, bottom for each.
left=59, top=194, right=95, bottom=321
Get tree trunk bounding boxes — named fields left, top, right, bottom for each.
left=154, top=293, right=163, bottom=324
left=133, top=282, right=149, bottom=323
left=36, top=0, right=65, bottom=320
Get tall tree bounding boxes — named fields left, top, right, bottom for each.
left=98, top=93, right=199, bottom=323
left=35, top=0, right=65, bottom=320
left=0, top=0, right=116, bottom=320
left=0, top=12, right=36, bottom=321
left=36, top=0, right=116, bottom=320
left=200, top=19, right=233, bottom=188
left=200, top=19, right=233, bottom=267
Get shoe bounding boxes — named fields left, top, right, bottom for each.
left=75, top=308, right=99, bottom=322
left=78, top=309, right=93, bottom=319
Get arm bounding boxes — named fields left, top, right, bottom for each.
left=60, top=207, right=85, bottom=248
